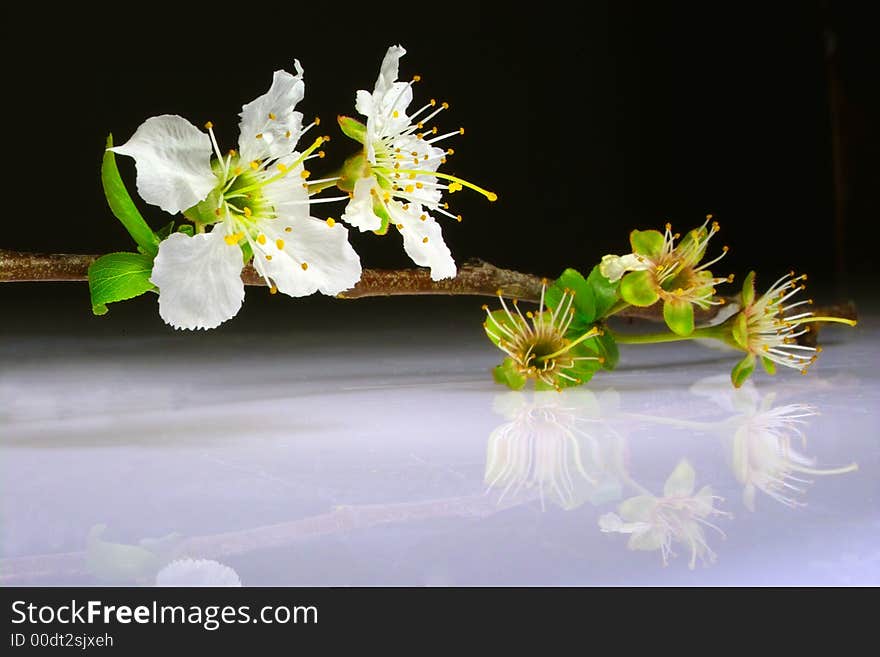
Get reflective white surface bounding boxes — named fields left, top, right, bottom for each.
left=1, top=307, right=877, bottom=586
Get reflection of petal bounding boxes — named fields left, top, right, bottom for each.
left=155, top=559, right=242, bottom=587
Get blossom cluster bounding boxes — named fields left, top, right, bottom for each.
left=97, top=45, right=495, bottom=330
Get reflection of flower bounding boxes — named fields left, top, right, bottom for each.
left=339, top=45, right=496, bottom=280
left=485, top=391, right=621, bottom=510
left=155, top=559, right=242, bottom=587
left=690, top=375, right=859, bottom=510
left=112, top=64, right=361, bottom=329
left=599, top=460, right=729, bottom=569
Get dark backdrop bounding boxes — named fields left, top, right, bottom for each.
left=3, top=2, right=876, bottom=296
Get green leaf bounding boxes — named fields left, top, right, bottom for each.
left=619, top=270, right=659, bottom=307
left=586, top=265, right=620, bottom=318
left=663, top=298, right=695, bottom=336
left=584, top=329, right=619, bottom=370
left=546, top=268, right=596, bottom=323
left=492, top=358, right=527, bottom=390
left=337, top=115, right=367, bottom=144
left=741, top=270, right=756, bottom=307
left=761, top=355, right=777, bottom=376
left=88, top=252, right=155, bottom=316
left=629, top=229, right=665, bottom=258
left=731, top=353, right=756, bottom=388
left=732, top=312, right=749, bottom=349
left=102, top=135, right=160, bottom=256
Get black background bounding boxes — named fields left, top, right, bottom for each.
left=2, top=1, right=877, bottom=303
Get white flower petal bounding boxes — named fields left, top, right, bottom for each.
left=599, top=253, right=650, bottom=283
left=239, top=63, right=305, bottom=163
left=150, top=230, right=244, bottom=330
left=110, top=115, right=216, bottom=214
left=389, top=203, right=456, bottom=281
left=262, top=152, right=310, bottom=216
left=341, top=176, right=382, bottom=232
left=251, top=215, right=362, bottom=297
left=155, top=559, right=241, bottom=587
left=375, top=45, right=406, bottom=99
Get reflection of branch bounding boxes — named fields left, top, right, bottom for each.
left=0, top=493, right=521, bottom=585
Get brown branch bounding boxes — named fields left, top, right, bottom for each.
left=0, top=249, right=856, bottom=333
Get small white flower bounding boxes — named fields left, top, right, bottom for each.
left=155, top=559, right=242, bottom=587
left=341, top=45, right=496, bottom=281
left=111, top=63, right=362, bottom=330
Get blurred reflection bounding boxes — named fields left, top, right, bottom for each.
left=691, top=375, right=859, bottom=510
left=484, top=390, right=624, bottom=510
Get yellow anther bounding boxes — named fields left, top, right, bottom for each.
left=432, top=127, right=438, bottom=134
left=214, top=208, right=221, bottom=217
left=285, top=130, right=291, bottom=138
left=318, top=151, right=325, bottom=158
left=419, top=214, right=426, bottom=221
left=276, top=238, right=285, bottom=250
left=224, top=233, right=242, bottom=246
left=442, top=101, right=449, bottom=109
left=314, top=116, right=321, bottom=126
left=526, top=311, right=534, bottom=318
left=456, top=215, right=462, bottom=222
left=722, top=245, right=729, bottom=252
left=430, top=98, right=436, bottom=106
left=265, top=254, right=273, bottom=261
left=412, top=74, right=421, bottom=82
left=447, top=148, right=455, bottom=155
left=204, top=121, right=214, bottom=130
left=405, top=185, right=414, bottom=193
left=277, top=163, right=288, bottom=172
left=257, top=234, right=266, bottom=245
left=413, top=157, right=420, bottom=164
left=255, top=133, right=263, bottom=139
left=496, top=288, right=504, bottom=296
left=417, top=122, right=424, bottom=129
left=383, top=192, right=391, bottom=202
left=228, top=149, right=237, bottom=156
left=440, top=157, right=447, bottom=164
left=269, top=285, right=278, bottom=295
left=416, top=182, right=424, bottom=189
left=408, top=172, right=416, bottom=179
left=268, top=112, right=277, bottom=120
left=448, top=182, right=463, bottom=193
left=706, top=213, right=713, bottom=220
left=233, top=167, right=243, bottom=176
left=393, top=110, right=399, bottom=118
left=422, top=237, right=429, bottom=244
left=243, top=207, right=252, bottom=217
left=326, top=218, right=336, bottom=228
left=300, top=170, right=310, bottom=179
left=481, top=304, right=489, bottom=310
left=301, top=262, right=309, bottom=271
left=396, top=223, right=404, bottom=230
left=402, top=204, right=410, bottom=210
left=665, top=222, right=672, bottom=231
left=458, top=127, right=464, bottom=135
left=285, top=227, right=292, bottom=233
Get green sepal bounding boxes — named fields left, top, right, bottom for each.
left=629, top=229, right=665, bottom=258
left=663, top=298, right=695, bottom=336
left=492, top=357, right=527, bottom=390
left=372, top=199, right=391, bottom=235
left=102, top=135, right=160, bottom=257
left=586, top=265, right=620, bottom=318
left=732, top=312, right=749, bottom=349
left=240, top=240, right=254, bottom=265
left=88, top=252, right=156, bottom=316
left=761, top=355, right=777, bottom=376
left=731, top=353, right=756, bottom=388
left=546, top=268, right=596, bottom=326
left=337, top=151, right=370, bottom=193
left=338, top=115, right=367, bottom=144
left=533, top=380, right=557, bottom=392
left=483, top=309, right=515, bottom=347
left=620, top=270, right=659, bottom=307
left=156, top=221, right=175, bottom=240
left=176, top=224, right=195, bottom=237
left=741, top=271, right=756, bottom=307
